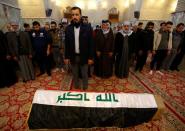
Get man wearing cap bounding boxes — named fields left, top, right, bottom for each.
left=64, top=7, right=94, bottom=90
left=114, top=21, right=136, bottom=78
left=94, top=20, right=114, bottom=78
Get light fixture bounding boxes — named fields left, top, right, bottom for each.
left=88, top=0, right=97, bottom=10
left=170, top=0, right=178, bottom=12
left=130, top=0, right=136, bottom=4
left=124, top=0, right=129, bottom=8
left=56, top=0, right=62, bottom=6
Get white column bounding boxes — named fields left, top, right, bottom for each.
left=134, top=0, right=143, bottom=11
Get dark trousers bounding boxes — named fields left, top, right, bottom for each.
left=170, top=50, right=185, bottom=70
left=35, top=54, right=52, bottom=75
left=150, top=50, right=168, bottom=70
left=71, top=56, right=88, bottom=89
left=0, top=59, right=17, bottom=87
left=135, top=51, right=148, bottom=71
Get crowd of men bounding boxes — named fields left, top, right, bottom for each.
left=0, top=7, right=185, bottom=90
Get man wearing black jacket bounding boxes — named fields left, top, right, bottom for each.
left=64, top=7, right=94, bottom=90
left=135, top=22, right=154, bottom=72
left=170, top=29, right=185, bottom=71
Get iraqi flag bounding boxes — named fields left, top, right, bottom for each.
left=27, top=90, right=162, bottom=129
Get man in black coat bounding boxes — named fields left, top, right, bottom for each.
left=170, top=30, right=185, bottom=71
left=135, top=22, right=154, bottom=72
left=64, top=7, right=94, bottom=90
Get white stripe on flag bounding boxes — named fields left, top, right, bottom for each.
left=32, top=90, right=158, bottom=108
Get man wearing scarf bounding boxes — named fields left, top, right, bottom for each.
left=114, top=21, right=136, bottom=78
left=64, top=7, right=94, bottom=90
left=94, top=20, right=114, bottom=78
left=0, top=30, right=17, bottom=87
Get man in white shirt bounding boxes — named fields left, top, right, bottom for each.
left=64, top=7, right=94, bottom=90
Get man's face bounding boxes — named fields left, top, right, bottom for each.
left=11, top=24, right=19, bottom=31
left=148, top=25, right=154, bottom=30
left=161, top=24, right=166, bottom=30
left=165, top=24, right=172, bottom=32
left=51, top=24, right=57, bottom=30
left=102, top=23, right=109, bottom=30
left=138, top=24, right=143, bottom=29
left=25, top=26, right=31, bottom=31
left=123, top=25, right=129, bottom=31
left=82, top=17, right=88, bottom=24
left=7, top=24, right=12, bottom=31
left=71, top=9, right=81, bottom=23
left=44, top=25, right=50, bottom=31
left=176, top=25, right=184, bottom=33
left=33, top=24, right=40, bottom=31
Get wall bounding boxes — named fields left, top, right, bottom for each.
left=18, top=0, right=46, bottom=18
left=18, top=0, right=63, bottom=26
left=16, top=0, right=180, bottom=26
left=140, top=0, right=178, bottom=21
left=0, top=0, right=20, bottom=31
left=54, top=0, right=137, bottom=25
left=171, top=0, right=185, bottom=26
left=176, top=0, right=185, bottom=12
left=45, top=0, right=62, bottom=22
left=0, top=0, right=19, bottom=7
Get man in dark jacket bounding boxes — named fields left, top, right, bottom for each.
left=64, top=7, right=94, bottom=90
left=135, top=22, right=154, bottom=72
left=170, top=29, right=185, bottom=71
left=32, top=21, right=52, bottom=76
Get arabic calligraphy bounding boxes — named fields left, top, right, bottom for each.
left=57, top=92, right=90, bottom=103
left=96, top=93, right=119, bottom=102
left=56, top=92, right=119, bottom=103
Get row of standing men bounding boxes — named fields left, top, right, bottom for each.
left=0, top=8, right=185, bottom=89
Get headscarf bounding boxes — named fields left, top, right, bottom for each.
left=119, top=21, right=133, bottom=36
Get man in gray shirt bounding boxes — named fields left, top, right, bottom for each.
left=163, top=23, right=184, bottom=70
left=149, top=21, right=173, bottom=75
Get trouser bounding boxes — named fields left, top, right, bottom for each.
left=52, top=47, right=64, bottom=68
left=71, top=56, right=88, bottom=89
left=150, top=50, right=168, bottom=70
left=170, top=50, right=185, bottom=70
left=35, top=54, right=52, bottom=75
left=135, top=51, right=148, bottom=71
left=162, top=49, right=177, bottom=70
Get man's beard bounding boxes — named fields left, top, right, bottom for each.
left=72, top=20, right=80, bottom=28
left=50, top=29, right=56, bottom=32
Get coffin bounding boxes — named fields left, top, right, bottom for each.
left=27, top=90, right=164, bottom=129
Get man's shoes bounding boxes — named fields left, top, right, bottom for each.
left=74, top=86, right=80, bottom=89
left=37, top=72, right=44, bottom=77
left=47, top=72, right=51, bottom=76
left=83, top=87, right=88, bottom=90
left=156, top=70, right=164, bottom=76
left=53, top=68, right=59, bottom=72
left=149, top=70, right=153, bottom=75
left=60, top=68, right=65, bottom=73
